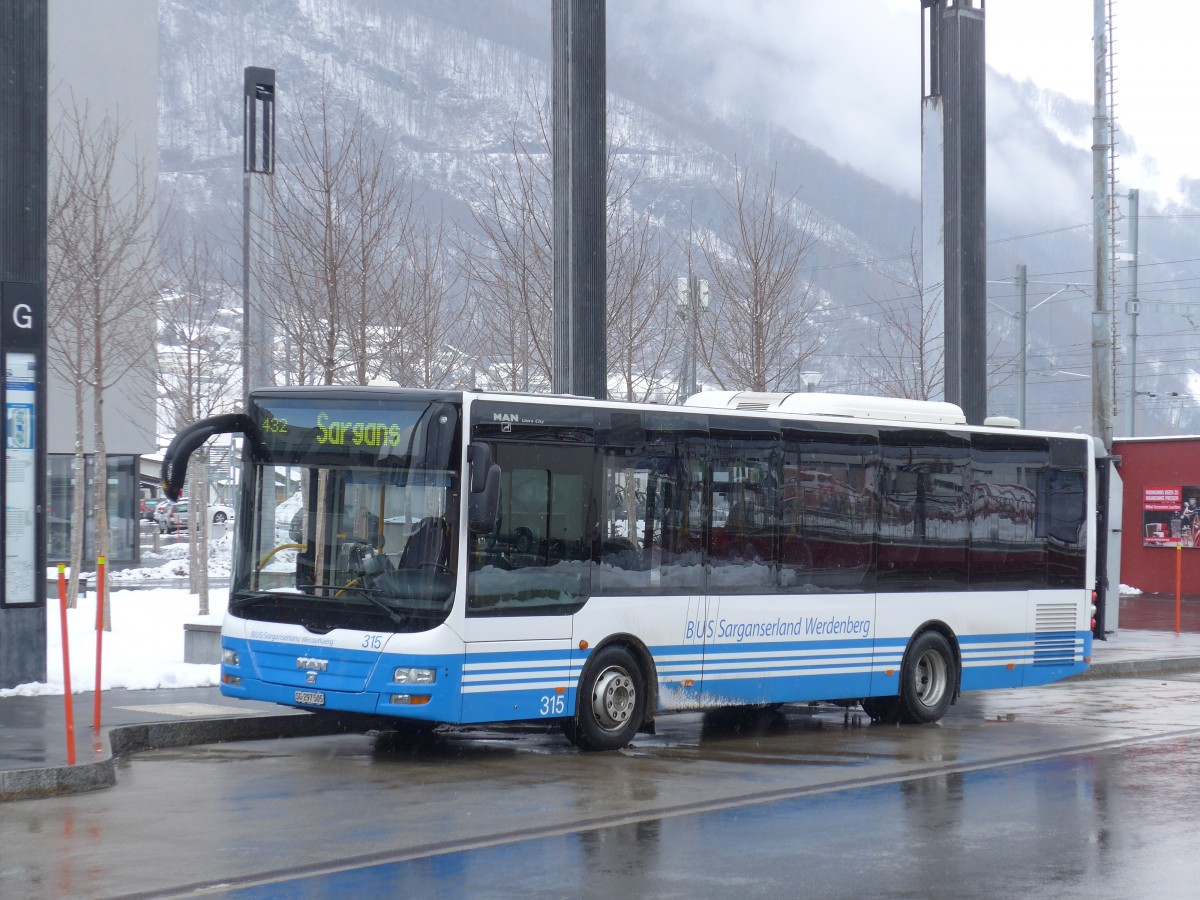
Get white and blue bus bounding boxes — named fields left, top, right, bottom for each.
left=162, top=387, right=1106, bottom=751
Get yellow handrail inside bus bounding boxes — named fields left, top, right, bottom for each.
left=257, top=543, right=305, bottom=571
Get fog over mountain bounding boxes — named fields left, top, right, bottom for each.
left=157, top=0, right=1200, bottom=434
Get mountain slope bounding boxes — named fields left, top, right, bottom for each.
left=157, top=0, right=1199, bottom=432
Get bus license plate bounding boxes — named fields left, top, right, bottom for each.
left=294, top=690, right=325, bottom=707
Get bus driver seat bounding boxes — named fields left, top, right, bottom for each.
left=400, top=516, right=450, bottom=571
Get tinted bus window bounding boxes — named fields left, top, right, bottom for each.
left=878, top=429, right=970, bottom=590
left=595, top=409, right=706, bottom=596
left=969, top=433, right=1047, bottom=590
left=780, top=425, right=878, bottom=593
left=708, top=438, right=779, bottom=593
left=1042, top=437, right=1088, bottom=588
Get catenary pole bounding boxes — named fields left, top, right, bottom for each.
left=1016, top=264, right=1027, bottom=425
left=1092, top=0, right=1114, bottom=448
left=1127, top=188, right=1139, bottom=436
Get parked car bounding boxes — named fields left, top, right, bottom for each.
left=139, top=496, right=161, bottom=521
left=165, top=501, right=187, bottom=533
left=275, top=492, right=304, bottom=543
left=155, top=499, right=177, bottom=533
left=166, top=500, right=235, bottom=534
left=209, top=504, right=234, bottom=526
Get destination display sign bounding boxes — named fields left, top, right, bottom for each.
left=251, top=397, right=452, bottom=466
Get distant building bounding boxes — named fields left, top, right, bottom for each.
left=46, top=0, right=159, bottom=564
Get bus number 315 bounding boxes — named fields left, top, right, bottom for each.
left=539, top=693, right=566, bottom=716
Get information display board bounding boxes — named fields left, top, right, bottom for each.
left=4, top=352, right=36, bottom=603
left=1142, top=484, right=1200, bottom=548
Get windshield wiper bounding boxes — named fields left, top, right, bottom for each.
left=352, top=587, right=409, bottom=626
left=299, top=582, right=410, bottom=626
left=235, top=586, right=407, bottom=626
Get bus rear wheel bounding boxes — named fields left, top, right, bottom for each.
left=862, top=631, right=957, bottom=724
left=897, top=631, right=956, bottom=724
left=564, top=645, right=646, bottom=752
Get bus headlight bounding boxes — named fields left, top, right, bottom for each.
left=393, top=667, right=436, bottom=684
left=223, top=648, right=239, bottom=667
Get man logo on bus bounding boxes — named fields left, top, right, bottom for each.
left=492, top=411, right=544, bottom=426
left=297, top=656, right=328, bottom=672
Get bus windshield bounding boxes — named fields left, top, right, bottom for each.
left=229, top=395, right=462, bottom=634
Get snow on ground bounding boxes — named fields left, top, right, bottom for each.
left=8, top=533, right=236, bottom=699
left=0, top=585, right=228, bottom=698
left=43, top=530, right=234, bottom=585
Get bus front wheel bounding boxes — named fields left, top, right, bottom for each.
left=564, top=645, right=646, bottom=752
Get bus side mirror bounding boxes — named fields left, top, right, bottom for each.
left=467, top=444, right=500, bottom=534
left=162, top=413, right=255, bottom=501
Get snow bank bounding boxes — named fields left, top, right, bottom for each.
left=0, top=586, right=229, bottom=698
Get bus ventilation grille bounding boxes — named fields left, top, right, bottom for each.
left=733, top=401, right=772, bottom=411
left=1033, top=602, right=1078, bottom=666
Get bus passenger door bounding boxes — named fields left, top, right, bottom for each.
left=460, top=438, right=587, bottom=724
left=589, top=435, right=708, bottom=712
left=700, top=441, right=785, bottom=705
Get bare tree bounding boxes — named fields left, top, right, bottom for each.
left=698, top=164, right=823, bottom=392
left=860, top=237, right=1015, bottom=405
left=386, top=211, right=468, bottom=388
left=461, top=116, right=555, bottom=392
left=262, top=78, right=414, bottom=387
left=860, top=238, right=945, bottom=401
left=47, top=99, right=157, bottom=618
left=157, top=232, right=241, bottom=613
left=462, top=101, right=679, bottom=398
left=605, top=165, right=679, bottom=403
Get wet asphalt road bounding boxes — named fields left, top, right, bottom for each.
left=4, top=675, right=1200, bottom=899
left=230, top=740, right=1200, bottom=900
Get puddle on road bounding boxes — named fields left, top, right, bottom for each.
left=953, top=678, right=1200, bottom=734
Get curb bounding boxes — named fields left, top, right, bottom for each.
left=1071, top=655, right=1200, bottom=680
left=0, top=710, right=384, bottom=803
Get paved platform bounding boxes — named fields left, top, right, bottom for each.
left=3, top=594, right=1200, bottom=802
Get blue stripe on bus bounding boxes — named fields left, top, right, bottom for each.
left=221, top=629, right=1090, bottom=724
left=464, top=647, right=582, bottom=664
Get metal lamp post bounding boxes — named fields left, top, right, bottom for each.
left=675, top=275, right=708, bottom=403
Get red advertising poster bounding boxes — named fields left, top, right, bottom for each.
left=1142, top=485, right=1200, bottom=547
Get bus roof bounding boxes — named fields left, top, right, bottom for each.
left=683, top=391, right=967, bottom=425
